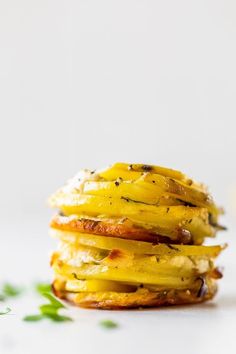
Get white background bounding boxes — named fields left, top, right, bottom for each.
left=0, top=1, right=236, bottom=354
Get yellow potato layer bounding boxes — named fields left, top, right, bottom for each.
left=50, top=228, right=224, bottom=258
left=53, top=260, right=196, bottom=289
left=65, top=279, right=136, bottom=293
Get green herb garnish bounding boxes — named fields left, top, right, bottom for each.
left=0, top=307, right=11, bottom=315
left=0, top=294, right=6, bottom=302
left=0, top=283, right=23, bottom=300
left=23, top=314, right=44, bottom=322
left=99, top=319, right=118, bottom=329
left=23, top=292, right=72, bottom=323
left=35, top=283, right=52, bottom=295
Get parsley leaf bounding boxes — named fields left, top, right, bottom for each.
left=0, top=307, right=11, bottom=315
left=0, top=283, right=23, bottom=300
left=44, top=314, right=72, bottom=322
left=23, top=292, right=72, bottom=323
left=0, top=294, right=6, bottom=302
left=42, top=293, right=65, bottom=309
left=23, top=314, right=44, bottom=322
left=99, top=319, right=118, bottom=329
left=35, top=283, right=52, bottom=295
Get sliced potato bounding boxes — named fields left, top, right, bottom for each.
left=50, top=228, right=224, bottom=258
left=65, top=279, right=136, bottom=293
left=53, top=260, right=204, bottom=289
left=49, top=193, right=215, bottom=240
left=57, top=241, right=109, bottom=266
left=54, top=278, right=217, bottom=309
left=82, top=180, right=161, bottom=203
left=53, top=260, right=196, bottom=289
left=54, top=242, right=213, bottom=276
left=98, top=162, right=208, bottom=192
left=49, top=162, right=224, bottom=309
left=82, top=180, right=179, bottom=205
left=82, top=178, right=219, bottom=219
left=99, top=162, right=193, bottom=185
left=50, top=214, right=190, bottom=244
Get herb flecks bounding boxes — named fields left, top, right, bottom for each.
left=121, top=196, right=130, bottom=202
left=197, top=277, right=208, bottom=298
left=72, top=273, right=79, bottom=280
left=166, top=244, right=180, bottom=251
left=99, top=319, right=118, bottom=329
left=23, top=292, right=72, bottom=323
left=120, top=196, right=150, bottom=206
left=141, top=165, right=153, bottom=172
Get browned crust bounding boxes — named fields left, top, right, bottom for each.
left=50, top=214, right=192, bottom=244
left=52, top=280, right=217, bottom=310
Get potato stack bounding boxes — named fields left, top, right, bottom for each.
left=49, top=163, right=225, bottom=309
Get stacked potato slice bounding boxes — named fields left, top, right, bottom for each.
left=49, top=163, right=225, bottom=309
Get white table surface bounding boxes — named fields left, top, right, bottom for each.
left=1, top=214, right=235, bottom=354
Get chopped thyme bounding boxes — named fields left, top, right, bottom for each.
left=99, top=319, right=118, bottom=329
left=197, top=277, right=208, bottom=298
left=166, top=244, right=180, bottom=251
left=121, top=196, right=130, bottom=202
left=72, top=273, right=81, bottom=281
left=120, top=196, right=150, bottom=205
left=188, top=256, right=197, bottom=266
left=216, top=224, right=227, bottom=231
left=141, top=165, right=153, bottom=172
